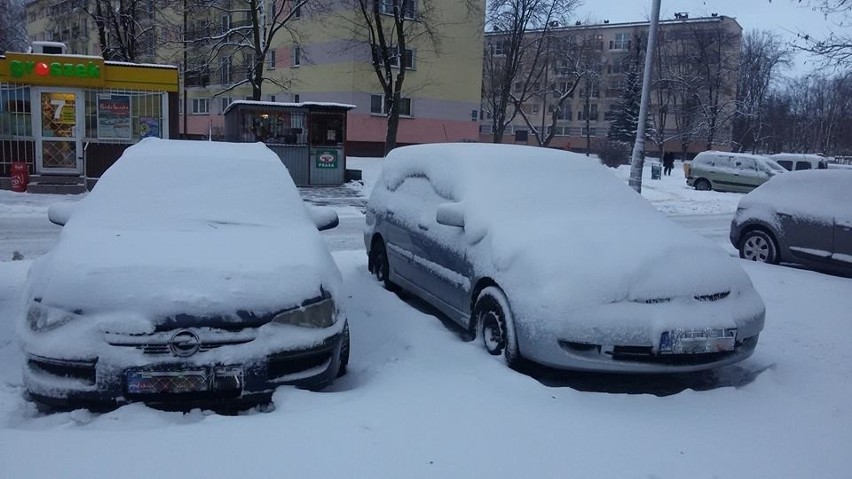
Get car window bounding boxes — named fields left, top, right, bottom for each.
left=737, top=158, right=757, bottom=170
left=776, top=160, right=793, bottom=170
left=392, top=176, right=450, bottom=228
left=795, top=162, right=812, bottom=170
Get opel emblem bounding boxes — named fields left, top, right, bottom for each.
left=168, top=329, right=201, bottom=357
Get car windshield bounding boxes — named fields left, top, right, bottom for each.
left=73, top=139, right=306, bottom=229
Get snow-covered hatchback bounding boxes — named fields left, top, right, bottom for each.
left=365, top=144, right=765, bottom=373
left=20, top=139, right=349, bottom=410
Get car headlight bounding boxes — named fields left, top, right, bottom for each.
left=27, top=302, right=81, bottom=332
left=272, top=297, right=336, bottom=329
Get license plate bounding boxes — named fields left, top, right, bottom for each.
left=660, top=328, right=736, bottom=354
left=126, top=369, right=210, bottom=395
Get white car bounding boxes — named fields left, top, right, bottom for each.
left=365, top=144, right=765, bottom=373
left=20, top=138, right=349, bottom=410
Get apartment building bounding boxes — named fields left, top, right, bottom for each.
left=481, top=14, right=743, bottom=157
left=23, top=1, right=485, bottom=156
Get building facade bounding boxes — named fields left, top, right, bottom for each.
left=24, top=0, right=485, bottom=156
left=480, top=15, right=742, bottom=157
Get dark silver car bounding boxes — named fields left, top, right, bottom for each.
left=731, top=169, right=852, bottom=275
left=366, top=144, right=765, bottom=374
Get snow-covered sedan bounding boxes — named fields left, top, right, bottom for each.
left=365, top=144, right=765, bottom=373
left=20, top=138, right=349, bottom=410
left=731, top=169, right=852, bottom=275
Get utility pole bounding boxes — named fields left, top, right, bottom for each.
left=628, top=0, right=661, bottom=193
left=182, top=0, right=188, bottom=139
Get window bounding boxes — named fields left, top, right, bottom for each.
left=220, top=14, right=230, bottom=33
left=388, top=47, right=415, bottom=69
left=293, top=94, right=301, bottom=103
left=794, top=161, right=812, bottom=170
left=220, top=97, right=231, bottom=113
left=292, top=46, right=301, bottom=66
left=267, top=50, right=276, bottom=69
left=556, top=106, right=572, bottom=121
left=370, top=94, right=412, bottom=116
left=610, top=33, right=630, bottom=50
left=220, top=57, right=231, bottom=84
left=378, top=0, right=416, bottom=19
left=293, top=2, right=301, bottom=18
left=579, top=104, right=598, bottom=121
left=490, top=40, right=510, bottom=56
left=191, top=98, right=210, bottom=115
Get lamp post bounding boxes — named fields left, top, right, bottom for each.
left=628, top=0, right=662, bottom=193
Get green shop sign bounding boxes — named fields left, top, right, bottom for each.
left=314, top=149, right=339, bottom=169
left=10, top=60, right=101, bottom=80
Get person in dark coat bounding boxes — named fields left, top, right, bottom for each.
left=663, top=152, right=675, bottom=176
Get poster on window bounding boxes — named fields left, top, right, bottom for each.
left=97, top=94, right=131, bottom=140
left=139, top=117, right=160, bottom=138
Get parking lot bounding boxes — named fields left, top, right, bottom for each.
left=0, top=161, right=850, bottom=478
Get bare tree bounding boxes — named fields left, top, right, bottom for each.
left=512, top=32, right=600, bottom=147
left=337, top=0, right=442, bottom=154
left=44, top=0, right=164, bottom=62
left=787, top=0, right=852, bottom=67
left=0, top=0, right=28, bottom=54
left=481, top=0, right=580, bottom=144
left=181, top=0, right=312, bottom=101
left=732, top=30, right=791, bottom=153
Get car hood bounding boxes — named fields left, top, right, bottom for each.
left=469, top=209, right=757, bottom=321
left=24, top=223, right=342, bottom=328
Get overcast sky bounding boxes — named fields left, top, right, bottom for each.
left=574, top=0, right=837, bottom=75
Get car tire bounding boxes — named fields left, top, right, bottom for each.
left=475, top=286, right=521, bottom=369
left=337, top=321, right=350, bottom=378
left=739, top=229, right=779, bottom=264
left=694, top=178, right=711, bottom=191
left=370, top=238, right=396, bottom=290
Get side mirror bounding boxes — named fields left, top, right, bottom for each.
left=436, top=203, right=465, bottom=228
left=47, top=201, right=79, bottom=226
left=306, top=205, right=339, bottom=231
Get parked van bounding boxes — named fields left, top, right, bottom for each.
left=769, top=153, right=828, bottom=171
left=687, top=151, right=786, bottom=193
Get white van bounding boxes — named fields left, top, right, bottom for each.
left=687, top=151, right=786, bottom=193
left=769, top=153, right=828, bottom=171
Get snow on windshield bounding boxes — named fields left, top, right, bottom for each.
left=74, top=138, right=306, bottom=229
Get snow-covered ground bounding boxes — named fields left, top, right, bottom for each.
left=0, top=156, right=850, bottom=478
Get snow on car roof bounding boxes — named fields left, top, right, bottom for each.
left=740, top=169, right=852, bottom=221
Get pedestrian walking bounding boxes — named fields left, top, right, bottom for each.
left=663, top=152, right=675, bottom=176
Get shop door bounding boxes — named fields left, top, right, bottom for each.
left=33, top=88, right=84, bottom=174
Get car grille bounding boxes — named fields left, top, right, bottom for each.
left=27, top=355, right=97, bottom=385
left=105, top=329, right=256, bottom=356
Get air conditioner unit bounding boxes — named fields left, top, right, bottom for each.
left=28, top=42, right=68, bottom=55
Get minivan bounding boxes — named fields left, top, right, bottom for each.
left=769, top=153, right=828, bottom=171
left=687, top=151, right=786, bottom=193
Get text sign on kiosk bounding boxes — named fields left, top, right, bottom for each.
left=4, top=52, right=106, bottom=88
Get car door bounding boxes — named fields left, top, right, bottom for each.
left=732, top=157, right=764, bottom=191
left=377, top=179, right=421, bottom=284
left=386, top=177, right=470, bottom=318
left=831, top=184, right=852, bottom=268
left=779, top=188, right=834, bottom=264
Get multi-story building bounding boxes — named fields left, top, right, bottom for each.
left=480, top=14, right=742, bottom=157
left=24, top=0, right=484, bottom=156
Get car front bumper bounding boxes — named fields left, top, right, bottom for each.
left=23, top=326, right=345, bottom=410
left=514, top=297, right=765, bottom=374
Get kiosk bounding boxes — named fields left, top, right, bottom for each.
left=224, top=100, right=355, bottom=186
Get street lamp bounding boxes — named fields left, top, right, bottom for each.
left=628, top=0, right=662, bottom=193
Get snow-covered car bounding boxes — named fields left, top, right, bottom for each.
left=20, top=138, right=349, bottom=410
left=365, top=143, right=765, bottom=373
left=687, top=151, right=786, bottom=192
left=730, top=169, right=852, bottom=275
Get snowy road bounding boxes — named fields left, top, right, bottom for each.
left=1, top=165, right=851, bottom=478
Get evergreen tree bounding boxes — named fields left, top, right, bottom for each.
left=606, top=59, right=643, bottom=143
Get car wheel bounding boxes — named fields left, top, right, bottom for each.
left=739, top=229, right=779, bottom=264
left=475, top=286, right=521, bottom=369
left=694, top=178, right=711, bottom=191
left=370, top=239, right=395, bottom=290
left=337, top=321, right=350, bottom=378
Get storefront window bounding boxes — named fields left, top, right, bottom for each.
left=309, top=113, right=344, bottom=147
left=84, top=89, right=163, bottom=142
left=239, top=109, right=306, bottom=144
left=0, top=86, right=33, bottom=138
